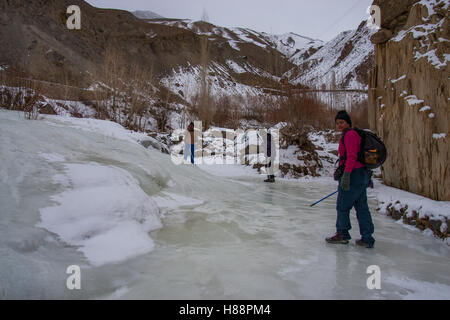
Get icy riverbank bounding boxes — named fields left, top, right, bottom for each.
left=1, top=109, right=449, bottom=299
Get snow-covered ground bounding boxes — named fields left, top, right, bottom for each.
left=1, top=109, right=449, bottom=299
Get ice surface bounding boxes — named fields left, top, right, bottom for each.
left=1, top=109, right=449, bottom=299
left=38, top=162, right=162, bottom=267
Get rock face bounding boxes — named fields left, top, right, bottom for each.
left=368, top=0, right=449, bottom=201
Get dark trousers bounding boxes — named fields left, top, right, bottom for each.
left=336, top=168, right=375, bottom=245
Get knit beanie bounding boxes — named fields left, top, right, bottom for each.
left=335, top=110, right=352, bottom=127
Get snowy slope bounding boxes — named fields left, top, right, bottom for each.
left=149, top=19, right=325, bottom=101
left=266, top=33, right=324, bottom=59
left=286, top=21, right=376, bottom=90
left=148, top=18, right=374, bottom=111
left=131, top=10, right=164, bottom=20
left=149, top=19, right=323, bottom=56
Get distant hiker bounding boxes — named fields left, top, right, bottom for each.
left=326, top=110, right=375, bottom=248
left=240, top=128, right=276, bottom=182
left=262, top=128, right=276, bottom=183
left=183, top=122, right=195, bottom=164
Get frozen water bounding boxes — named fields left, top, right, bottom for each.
left=1, top=109, right=449, bottom=299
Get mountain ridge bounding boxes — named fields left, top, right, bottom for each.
left=132, top=10, right=164, bottom=20
left=0, top=0, right=373, bottom=106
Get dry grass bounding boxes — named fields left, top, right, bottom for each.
left=0, top=68, right=43, bottom=120
left=190, top=90, right=345, bottom=131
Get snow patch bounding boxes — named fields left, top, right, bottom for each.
left=374, top=183, right=450, bottom=221
left=415, top=49, right=448, bottom=69
left=38, top=153, right=66, bottom=162
left=391, top=75, right=406, bottom=83
left=432, top=133, right=446, bottom=139
left=404, top=95, right=424, bottom=106
left=38, top=163, right=162, bottom=266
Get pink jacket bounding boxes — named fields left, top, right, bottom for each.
left=338, top=129, right=365, bottom=173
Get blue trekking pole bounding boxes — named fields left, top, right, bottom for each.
left=310, top=190, right=338, bottom=207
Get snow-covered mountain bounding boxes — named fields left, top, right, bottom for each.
left=0, top=0, right=374, bottom=114
left=146, top=18, right=373, bottom=104
left=285, top=21, right=377, bottom=90
left=268, top=32, right=324, bottom=60
left=131, top=10, right=164, bottom=20
left=153, top=19, right=323, bottom=58
left=147, top=19, right=327, bottom=101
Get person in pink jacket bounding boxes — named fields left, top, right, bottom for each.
left=326, top=110, right=375, bottom=248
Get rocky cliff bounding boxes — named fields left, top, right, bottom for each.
left=368, top=0, right=449, bottom=201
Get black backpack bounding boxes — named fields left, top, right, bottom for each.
left=341, top=128, right=387, bottom=169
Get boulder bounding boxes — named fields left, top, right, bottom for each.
left=370, top=28, right=393, bottom=44
left=372, top=0, right=420, bottom=29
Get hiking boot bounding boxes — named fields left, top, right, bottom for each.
left=356, top=239, right=374, bottom=249
left=325, top=233, right=349, bottom=244
left=264, top=175, right=275, bottom=183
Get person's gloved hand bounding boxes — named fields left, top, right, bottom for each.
left=341, top=171, right=350, bottom=191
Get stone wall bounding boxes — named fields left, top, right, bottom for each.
left=368, top=0, right=449, bottom=201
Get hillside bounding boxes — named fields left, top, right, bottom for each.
left=285, top=21, right=376, bottom=90
left=0, top=0, right=291, bottom=94
left=0, top=0, right=374, bottom=105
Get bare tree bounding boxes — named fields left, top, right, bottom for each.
left=103, top=45, right=126, bottom=122
left=196, top=36, right=215, bottom=130
left=22, top=82, right=42, bottom=120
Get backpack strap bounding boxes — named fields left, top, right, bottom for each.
left=342, top=128, right=368, bottom=167
left=340, top=128, right=354, bottom=161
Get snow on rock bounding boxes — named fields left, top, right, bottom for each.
left=415, top=49, right=448, bottom=69
left=391, top=19, right=446, bottom=43
left=404, top=95, right=424, bottom=106
left=371, top=183, right=450, bottom=243
left=391, top=75, right=406, bottom=83
left=262, top=32, right=324, bottom=59
left=391, top=0, right=448, bottom=71
left=160, top=63, right=262, bottom=103
left=226, top=60, right=246, bottom=74
left=419, top=106, right=431, bottom=112
left=432, top=133, right=446, bottom=139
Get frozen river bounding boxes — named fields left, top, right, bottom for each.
left=1, top=109, right=449, bottom=299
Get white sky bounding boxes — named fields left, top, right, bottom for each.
left=85, top=0, right=374, bottom=42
